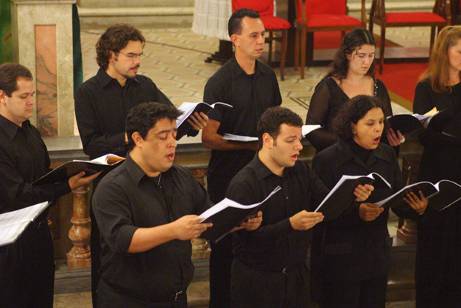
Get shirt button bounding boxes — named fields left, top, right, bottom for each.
left=285, top=196, right=289, bottom=200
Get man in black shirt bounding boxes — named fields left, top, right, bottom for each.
left=92, top=102, right=260, bottom=307
left=202, top=9, right=282, bottom=307
left=0, top=63, right=99, bottom=308
left=226, top=107, right=373, bottom=308
left=74, top=24, right=208, bottom=305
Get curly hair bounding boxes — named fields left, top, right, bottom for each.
left=333, top=95, right=385, bottom=140
left=125, top=102, right=182, bottom=151
left=96, top=24, right=145, bottom=70
left=328, top=28, right=376, bottom=80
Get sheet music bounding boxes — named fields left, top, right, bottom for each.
left=222, top=133, right=258, bottom=142
left=199, top=186, right=282, bottom=222
left=0, top=202, right=49, bottom=247
left=176, top=102, right=232, bottom=127
left=302, top=125, right=321, bottom=136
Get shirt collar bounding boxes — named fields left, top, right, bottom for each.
left=230, top=56, right=267, bottom=78
left=125, top=154, right=149, bottom=184
left=0, top=115, right=26, bottom=140
left=96, top=68, right=140, bottom=88
left=335, top=139, right=392, bottom=167
left=249, top=153, right=291, bottom=180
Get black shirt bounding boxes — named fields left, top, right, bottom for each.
left=306, top=76, right=393, bottom=152
left=226, top=155, right=328, bottom=272
left=204, top=57, right=282, bottom=179
left=75, top=69, right=181, bottom=159
left=0, top=115, right=70, bottom=214
left=92, top=155, right=212, bottom=303
left=311, top=140, right=404, bottom=281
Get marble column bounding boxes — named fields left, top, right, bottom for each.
left=10, top=0, right=76, bottom=137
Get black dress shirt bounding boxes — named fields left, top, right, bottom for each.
left=0, top=115, right=70, bottom=214
left=311, top=140, right=404, bottom=282
left=92, top=155, right=212, bottom=303
left=75, top=69, right=193, bottom=159
left=204, top=57, right=282, bottom=180
left=226, top=155, right=328, bottom=272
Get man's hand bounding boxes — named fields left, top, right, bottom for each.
left=403, top=190, right=428, bottom=215
left=359, top=203, right=384, bottom=222
left=68, top=171, right=101, bottom=190
left=187, top=112, right=208, bottom=131
left=171, top=215, right=212, bottom=240
left=386, top=128, right=405, bottom=146
left=354, top=184, right=374, bottom=202
left=289, top=210, right=324, bottom=231
left=238, top=211, right=263, bottom=231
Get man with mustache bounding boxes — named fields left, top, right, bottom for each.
left=74, top=24, right=208, bottom=306
left=202, top=9, right=282, bottom=307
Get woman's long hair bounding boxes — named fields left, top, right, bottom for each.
left=328, top=28, right=376, bottom=80
left=420, top=26, right=461, bottom=93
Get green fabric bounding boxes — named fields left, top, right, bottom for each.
left=0, top=0, right=13, bottom=63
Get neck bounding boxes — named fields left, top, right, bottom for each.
left=448, top=68, right=460, bottom=86
left=235, top=51, right=256, bottom=75
left=106, top=67, right=127, bottom=87
left=345, top=71, right=368, bottom=83
left=129, top=150, right=161, bottom=177
left=258, top=150, right=284, bottom=176
left=0, top=110, right=23, bottom=127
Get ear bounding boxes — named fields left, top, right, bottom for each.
left=262, top=132, right=274, bottom=149
left=230, top=33, right=239, bottom=47
left=109, top=50, right=118, bottom=64
left=351, top=123, right=357, bottom=135
left=131, top=131, right=144, bottom=147
left=0, top=90, right=6, bottom=104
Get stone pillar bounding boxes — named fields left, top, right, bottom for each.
left=67, top=185, right=91, bottom=269
left=10, top=0, right=76, bottom=137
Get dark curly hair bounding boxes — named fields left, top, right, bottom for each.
left=126, top=102, right=182, bottom=151
left=96, top=24, right=145, bottom=70
left=328, top=28, right=376, bottom=80
left=333, top=95, right=385, bottom=140
left=257, top=106, right=303, bottom=149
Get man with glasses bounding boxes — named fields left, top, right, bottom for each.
left=74, top=24, right=208, bottom=307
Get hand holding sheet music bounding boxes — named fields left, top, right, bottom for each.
left=199, top=186, right=281, bottom=242
left=314, top=173, right=390, bottom=221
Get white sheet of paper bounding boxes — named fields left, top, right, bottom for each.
left=199, top=186, right=282, bottom=222
left=222, top=133, right=258, bottom=142
left=0, top=202, right=49, bottom=247
left=302, top=125, right=321, bottom=136
left=176, top=102, right=232, bottom=128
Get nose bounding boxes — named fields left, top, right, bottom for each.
left=257, top=34, right=265, bottom=45
left=295, top=139, right=303, bottom=151
left=168, top=134, right=177, bottom=148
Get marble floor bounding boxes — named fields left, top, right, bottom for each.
left=57, top=24, right=432, bottom=307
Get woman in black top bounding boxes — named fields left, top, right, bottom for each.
left=306, top=28, right=403, bottom=152
left=311, top=95, right=422, bottom=308
left=412, top=26, right=461, bottom=308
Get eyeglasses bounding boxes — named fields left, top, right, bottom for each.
left=118, top=51, right=143, bottom=60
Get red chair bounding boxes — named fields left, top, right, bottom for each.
left=369, top=0, right=450, bottom=73
left=294, top=0, right=366, bottom=79
left=233, top=0, right=291, bottom=80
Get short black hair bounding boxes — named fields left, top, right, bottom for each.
left=333, top=95, right=385, bottom=140
left=125, top=102, right=182, bottom=151
left=228, top=8, right=260, bottom=37
left=257, top=106, right=303, bottom=149
left=96, top=24, right=146, bottom=70
left=0, top=63, right=33, bottom=96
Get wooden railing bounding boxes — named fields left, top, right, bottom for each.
left=45, top=137, right=423, bottom=270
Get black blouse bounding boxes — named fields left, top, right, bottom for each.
left=306, top=76, right=393, bottom=152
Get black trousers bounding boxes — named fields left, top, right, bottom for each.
left=416, top=279, right=461, bottom=308
left=90, top=205, right=101, bottom=308
left=207, top=175, right=233, bottom=308
left=0, top=220, right=55, bottom=308
left=231, top=259, right=310, bottom=308
left=319, top=276, right=388, bottom=308
left=97, top=279, right=187, bottom=308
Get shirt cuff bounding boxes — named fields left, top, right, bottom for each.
left=117, top=225, right=139, bottom=253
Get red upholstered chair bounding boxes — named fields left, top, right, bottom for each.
left=294, top=0, right=366, bottom=79
left=233, top=0, right=291, bottom=80
left=369, top=0, right=450, bottom=73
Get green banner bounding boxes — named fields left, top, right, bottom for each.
left=0, top=0, right=13, bottom=63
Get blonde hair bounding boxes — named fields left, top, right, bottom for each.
left=420, top=26, right=461, bottom=93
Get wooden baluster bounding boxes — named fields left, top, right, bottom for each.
left=66, top=185, right=92, bottom=269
